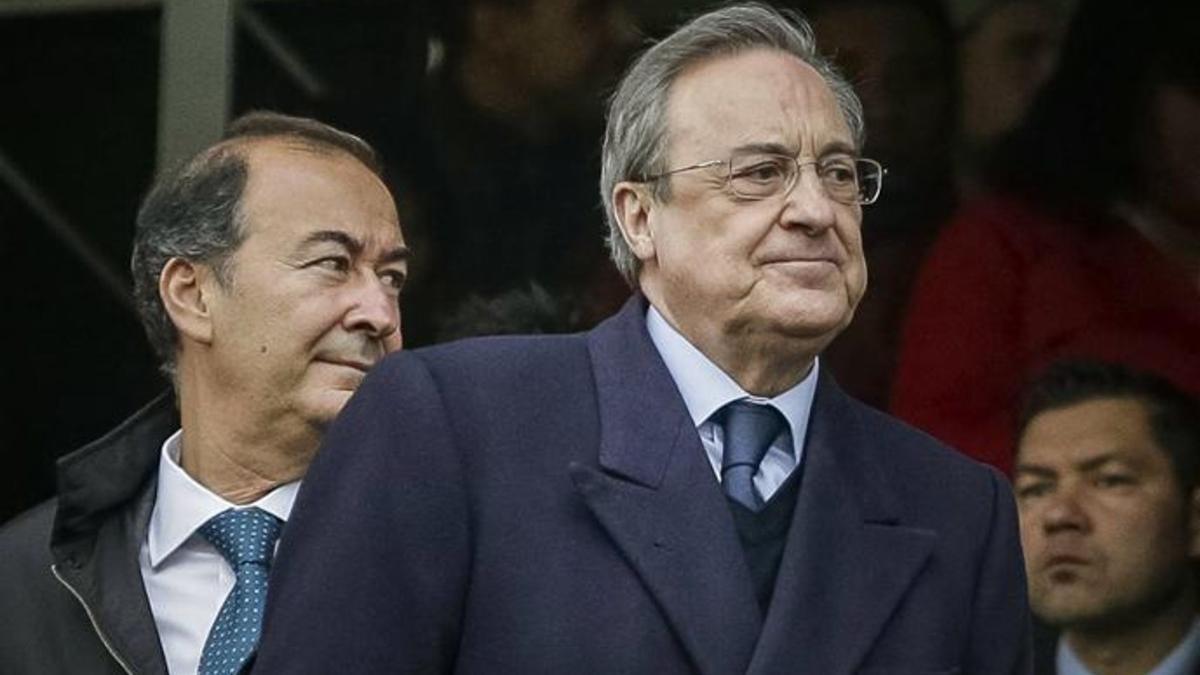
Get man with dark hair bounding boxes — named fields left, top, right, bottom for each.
left=257, top=4, right=1030, bottom=673
left=0, top=111, right=409, bottom=674
left=1015, top=361, right=1200, bottom=674
left=415, top=0, right=638, bottom=329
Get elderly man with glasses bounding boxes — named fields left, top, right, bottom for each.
left=255, top=4, right=1032, bottom=673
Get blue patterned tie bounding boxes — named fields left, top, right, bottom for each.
left=198, top=507, right=282, bottom=675
left=720, top=401, right=786, bottom=511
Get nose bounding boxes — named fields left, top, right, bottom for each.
left=777, top=164, right=839, bottom=234
left=1041, top=487, right=1091, bottom=535
left=344, top=278, right=402, bottom=351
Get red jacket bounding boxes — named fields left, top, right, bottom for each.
left=890, top=195, right=1200, bottom=474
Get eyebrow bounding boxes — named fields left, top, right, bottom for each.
left=731, top=141, right=794, bottom=156
left=729, top=140, right=859, bottom=158
left=298, top=230, right=411, bottom=264
left=819, top=141, right=859, bottom=158
left=1015, top=451, right=1135, bottom=478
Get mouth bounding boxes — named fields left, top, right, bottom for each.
left=759, top=258, right=842, bottom=283
left=759, top=254, right=843, bottom=270
left=317, top=357, right=374, bottom=373
left=1042, top=554, right=1089, bottom=570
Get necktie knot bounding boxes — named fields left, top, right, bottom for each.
left=199, top=507, right=282, bottom=568
left=720, top=400, right=785, bottom=511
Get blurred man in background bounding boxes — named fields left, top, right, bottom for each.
left=1016, top=361, right=1200, bottom=675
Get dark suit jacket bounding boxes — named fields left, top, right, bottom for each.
left=255, top=297, right=1032, bottom=674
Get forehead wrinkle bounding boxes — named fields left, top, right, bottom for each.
left=666, top=49, right=854, bottom=163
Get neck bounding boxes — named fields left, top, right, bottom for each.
left=175, top=371, right=318, bottom=505
left=651, top=299, right=820, bottom=397
left=1064, top=586, right=1197, bottom=675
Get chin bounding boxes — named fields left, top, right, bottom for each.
left=304, top=389, right=356, bottom=427
left=1033, top=586, right=1111, bottom=626
left=765, top=295, right=853, bottom=339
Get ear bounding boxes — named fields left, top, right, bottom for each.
left=612, top=181, right=657, bottom=263
left=1188, top=486, right=1200, bottom=558
left=159, top=257, right=216, bottom=346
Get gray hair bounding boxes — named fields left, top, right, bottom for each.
left=130, top=111, right=384, bottom=378
left=599, top=3, right=866, bottom=284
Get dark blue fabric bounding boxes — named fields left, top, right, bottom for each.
left=727, top=462, right=803, bottom=613
left=256, top=295, right=1033, bottom=674
left=198, top=508, right=280, bottom=675
left=719, top=401, right=786, bottom=511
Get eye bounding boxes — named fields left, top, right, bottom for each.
left=311, top=256, right=351, bottom=274
left=1094, top=473, right=1135, bottom=489
left=379, top=269, right=406, bottom=292
left=820, top=160, right=858, bottom=185
left=731, top=158, right=788, bottom=184
left=1015, top=481, right=1052, bottom=501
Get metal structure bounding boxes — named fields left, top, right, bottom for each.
left=1, top=0, right=326, bottom=310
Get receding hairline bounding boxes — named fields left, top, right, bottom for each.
left=200, top=135, right=377, bottom=172
left=661, top=47, right=859, bottom=155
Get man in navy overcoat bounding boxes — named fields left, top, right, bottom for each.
left=255, top=5, right=1032, bottom=673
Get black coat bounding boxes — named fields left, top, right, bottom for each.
left=0, top=393, right=176, bottom=675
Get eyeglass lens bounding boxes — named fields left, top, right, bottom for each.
left=727, top=153, right=882, bottom=204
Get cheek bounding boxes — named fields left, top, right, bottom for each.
left=1103, top=501, right=1187, bottom=568
left=657, top=213, right=756, bottom=273
left=841, top=225, right=868, bottom=291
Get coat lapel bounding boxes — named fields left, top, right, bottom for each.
left=748, top=375, right=936, bottom=675
left=56, top=479, right=170, bottom=675
left=573, top=297, right=763, bottom=675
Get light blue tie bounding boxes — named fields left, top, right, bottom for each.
left=198, top=507, right=282, bottom=675
left=720, top=400, right=785, bottom=511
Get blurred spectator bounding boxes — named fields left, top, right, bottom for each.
left=953, top=0, right=1072, bottom=195
left=1014, top=361, right=1200, bottom=675
left=891, top=0, right=1200, bottom=474
left=436, top=281, right=581, bottom=341
left=797, top=0, right=960, bottom=405
left=407, top=0, right=638, bottom=344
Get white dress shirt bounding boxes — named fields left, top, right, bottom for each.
left=139, top=430, right=299, bottom=675
left=1056, top=617, right=1200, bottom=675
left=645, top=306, right=818, bottom=501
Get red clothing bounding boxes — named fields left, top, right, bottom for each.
left=890, top=195, right=1200, bottom=474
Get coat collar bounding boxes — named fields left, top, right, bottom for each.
left=52, top=390, right=177, bottom=561
left=747, top=373, right=935, bottom=674
left=577, top=295, right=762, bottom=675
left=577, top=296, right=935, bottom=674
left=53, top=479, right=171, bottom=675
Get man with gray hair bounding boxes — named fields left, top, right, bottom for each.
left=256, top=5, right=1031, bottom=673
left=0, top=111, right=409, bottom=674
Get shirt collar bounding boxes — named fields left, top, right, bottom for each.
left=645, top=305, right=819, bottom=455
left=146, top=429, right=300, bottom=568
left=1057, top=616, right=1200, bottom=675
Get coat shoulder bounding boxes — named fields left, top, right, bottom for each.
left=850, top=399, right=1012, bottom=509
left=0, top=498, right=57, bottom=573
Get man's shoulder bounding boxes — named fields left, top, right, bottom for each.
left=0, top=498, right=57, bottom=561
left=388, top=333, right=591, bottom=383
left=0, top=498, right=60, bottom=600
left=840, top=393, right=1010, bottom=505
left=420, top=332, right=587, bottom=362
left=855, top=400, right=989, bottom=468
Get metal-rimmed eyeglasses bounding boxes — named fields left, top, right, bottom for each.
left=642, top=152, right=886, bottom=205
